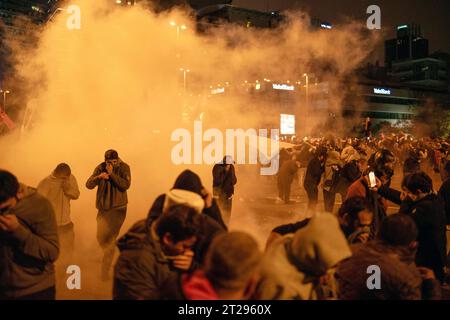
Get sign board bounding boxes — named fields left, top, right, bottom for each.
left=273, top=84, right=295, bottom=91
left=374, top=88, right=391, bottom=95
left=280, top=114, right=295, bottom=135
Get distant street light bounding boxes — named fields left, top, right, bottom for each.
left=170, top=21, right=187, bottom=40
left=179, top=68, right=190, bottom=92
left=0, top=89, right=11, bottom=113
left=303, top=73, right=309, bottom=108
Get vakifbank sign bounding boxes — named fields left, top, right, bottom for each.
left=373, top=88, right=391, bottom=95
left=273, top=84, right=295, bottom=91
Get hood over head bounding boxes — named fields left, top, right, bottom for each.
left=173, top=170, right=203, bottom=195
left=290, top=214, right=352, bottom=276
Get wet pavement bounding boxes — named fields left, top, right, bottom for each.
left=56, top=168, right=450, bottom=299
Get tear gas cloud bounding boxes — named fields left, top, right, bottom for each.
left=0, top=0, right=380, bottom=254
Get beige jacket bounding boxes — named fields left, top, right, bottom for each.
left=38, top=174, right=80, bottom=226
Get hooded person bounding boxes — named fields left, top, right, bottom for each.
left=148, top=170, right=226, bottom=229
left=147, top=182, right=226, bottom=266
left=113, top=205, right=203, bottom=300
left=253, top=214, right=352, bottom=300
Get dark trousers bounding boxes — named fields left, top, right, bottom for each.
left=305, top=186, right=318, bottom=210
left=15, top=286, right=56, bottom=300
left=278, top=179, right=292, bottom=203
left=217, top=196, right=232, bottom=226
left=323, top=189, right=336, bottom=213
left=97, top=207, right=127, bottom=276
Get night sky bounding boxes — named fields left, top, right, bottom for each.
left=234, top=0, right=450, bottom=63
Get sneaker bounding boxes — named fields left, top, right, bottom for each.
left=275, top=197, right=284, bottom=204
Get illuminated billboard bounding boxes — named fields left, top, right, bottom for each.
left=273, top=83, right=295, bottom=91
left=280, top=114, right=295, bottom=135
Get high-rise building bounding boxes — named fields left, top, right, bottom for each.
left=385, top=23, right=448, bottom=89
left=0, top=1, right=60, bottom=82
left=385, top=23, right=429, bottom=65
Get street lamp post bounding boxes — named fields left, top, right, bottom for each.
left=303, top=73, right=309, bottom=109
left=170, top=21, right=187, bottom=40
left=179, top=68, right=190, bottom=93
left=0, top=89, right=11, bottom=113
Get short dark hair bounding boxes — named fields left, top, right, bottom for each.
left=156, top=205, right=200, bottom=243
left=205, top=232, right=262, bottom=291
left=402, top=171, right=433, bottom=194
left=316, top=146, right=328, bottom=158
left=0, top=170, right=20, bottom=203
left=339, top=197, right=372, bottom=219
left=105, top=149, right=119, bottom=161
left=380, top=214, right=418, bottom=246
left=371, top=161, right=393, bottom=180
left=54, top=163, right=71, bottom=178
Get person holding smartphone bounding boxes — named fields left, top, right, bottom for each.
left=346, top=163, right=393, bottom=236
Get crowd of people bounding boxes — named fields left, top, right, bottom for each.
left=1, top=131, right=450, bottom=300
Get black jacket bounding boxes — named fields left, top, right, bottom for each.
left=158, top=170, right=227, bottom=229
left=304, top=156, right=323, bottom=190
left=336, top=160, right=361, bottom=195
left=212, top=164, right=237, bottom=198
left=438, top=179, right=450, bottom=225
left=272, top=219, right=310, bottom=236
left=148, top=194, right=227, bottom=230
left=113, top=220, right=183, bottom=300
left=147, top=198, right=225, bottom=264
left=402, top=194, right=447, bottom=282
left=403, top=156, right=421, bottom=176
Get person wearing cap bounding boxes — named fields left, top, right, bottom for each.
left=212, top=155, right=237, bottom=226
left=37, top=163, right=80, bottom=258
left=86, top=149, right=131, bottom=281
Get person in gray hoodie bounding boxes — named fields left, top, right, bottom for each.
left=254, top=214, right=352, bottom=300
left=0, top=170, right=59, bottom=300
left=38, top=163, right=80, bottom=257
left=86, top=149, right=131, bottom=281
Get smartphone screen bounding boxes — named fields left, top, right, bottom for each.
left=369, top=172, right=377, bottom=188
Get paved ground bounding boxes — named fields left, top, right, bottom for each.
left=56, top=168, right=450, bottom=300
